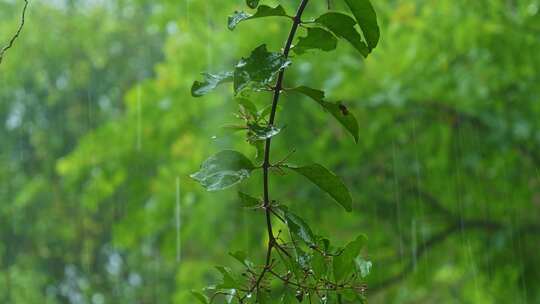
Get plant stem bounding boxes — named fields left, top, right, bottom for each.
left=0, top=0, right=29, bottom=65
left=256, top=0, right=310, bottom=293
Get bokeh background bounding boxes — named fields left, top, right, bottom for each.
left=1, top=0, right=540, bottom=303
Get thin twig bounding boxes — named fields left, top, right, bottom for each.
left=0, top=0, right=29, bottom=65
left=250, top=0, right=311, bottom=298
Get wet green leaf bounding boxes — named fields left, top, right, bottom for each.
left=238, top=191, right=260, bottom=208
left=311, top=249, right=328, bottom=279
left=280, top=287, right=296, bottom=304
left=234, top=45, right=291, bottom=94
left=291, top=86, right=359, bottom=143
left=190, top=150, right=255, bottom=191
left=355, top=256, right=372, bottom=278
left=215, top=266, right=239, bottom=289
left=294, top=27, right=337, bottom=55
left=285, top=211, right=316, bottom=247
left=315, top=12, right=369, bottom=57
left=333, top=234, right=367, bottom=282
left=191, top=291, right=209, bottom=304
left=286, top=163, right=353, bottom=212
left=229, top=250, right=254, bottom=268
left=237, top=98, right=258, bottom=119
left=228, top=5, right=290, bottom=30
left=247, top=122, right=281, bottom=141
left=191, top=72, right=233, bottom=97
left=343, top=0, right=380, bottom=50
left=246, top=0, right=259, bottom=9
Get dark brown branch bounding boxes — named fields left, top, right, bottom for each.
left=248, top=0, right=310, bottom=297
left=370, top=219, right=540, bottom=293
left=0, top=0, right=29, bottom=65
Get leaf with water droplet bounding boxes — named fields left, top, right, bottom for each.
left=247, top=122, right=281, bottom=141
left=343, top=0, right=380, bottom=50
left=333, top=234, right=367, bottom=282
left=285, top=210, right=316, bottom=247
left=285, top=163, right=353, bottom=212
left=191, top=72, right=233, bottom=97
left=290, top=86, right=359, bottom=143
left=355, top=256, right=372, bottom=278
left=294, top=27, right=337, bottom=55
left=315, top=12, right=369, bottom=57
left=234, top=44, right=291, bottom=94
left=228, top=5, right=290, bottom=30
left=246, top=0, right=259, bottom=9
left=190, top=150, right=255, bottom=191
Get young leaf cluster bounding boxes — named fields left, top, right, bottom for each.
left=189, top=0, right=380, bottom=303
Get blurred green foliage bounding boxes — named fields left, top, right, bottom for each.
left=1, top=0, right=540, bottom=303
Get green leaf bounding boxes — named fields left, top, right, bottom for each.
left=247, top=122, right=281, bottom=141
left=237, top=98, right=258, bottom=119
left=285, top=211, right=316, bottom=247
left=294, top=27, right=337, bottom=55
left=311, top=249, right=328, bottom=279
left=290, top=86, right=359, bottom=143
left=234, top=44, right=291, bottom=94
left=229, top=250, right=254, bottom=268
left=190, top=150, right=255, bottom=191
left=191, top=291, right=209, bottom=304
left=215, top=266, right=239, bottom=289
left=277, top=247, right=303, bottom=281
left=355, top=256, right=372, bottom=278
left=238, top=191, right=260, bottom=208
left=246, top=0, right=259, bottom=9
left=228, top=5, right=290, bottom=30
left=191, top=72, right=233, bottom=97
left=280, top=287, right=296, bottom=304
left=333, top=234, right=367, bottom=282
left=343, top=0, right=380, bottom=50
left=315, top=12, right=369, bottom=57
left=285, top=163, right=353, bottom=212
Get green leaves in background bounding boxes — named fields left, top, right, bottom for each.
left=293, top=27, right=337, bottom=55
left=191, top=72, right=233, bottom=97
left=315, top=12, right=369, bottom=57
left=333, top=235, right=367, bottom=282
left=285, top=163, right=353, bottom=211
left=190, top=150, right=255, bottom=191
left=290, top=86, right=359, bottom=143
left=228, top=5, right=290, bottom=30
left=246, top=0, right=259, bottom=9
left=343, top=0, right=380, bottom=50
left=234, top=44, right=291, bottom=94
left=285, top=210, right=316, bottom=247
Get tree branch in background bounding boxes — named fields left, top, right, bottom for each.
left=370, top=219, right=540, bottom=293
left=0, top=0, right=29, bottom=65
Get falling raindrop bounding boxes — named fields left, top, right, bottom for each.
left=411, top=218, right=417, bottom=272
left=176, top=177, right=182, bottom=263
left=136, top=85, right=142, bottom=151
